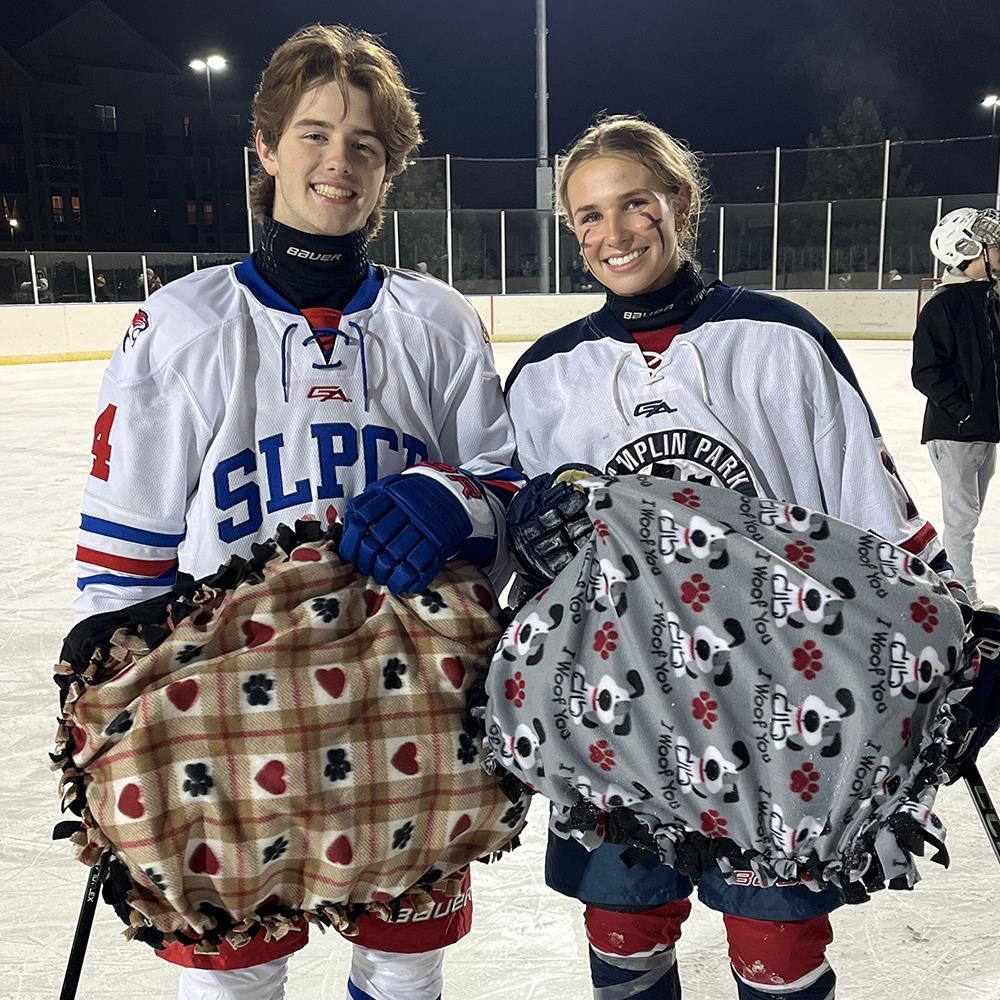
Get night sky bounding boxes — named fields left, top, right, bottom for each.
left=5, top=0, right=1000, bottom=157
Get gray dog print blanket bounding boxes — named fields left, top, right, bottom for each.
left=483, top=475, right=976, bottom=901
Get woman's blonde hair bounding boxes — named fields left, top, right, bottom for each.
left=250, top=24, right=423, bottom=234
left=557, top=114, right=705, bottom=260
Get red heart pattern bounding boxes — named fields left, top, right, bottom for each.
left=450, top=814, right=472, bottom=840
left=441, top=657, right=465, bottom=689
left=315, top=667, right=346, bottom=699
left=189, top=843, right=220, bottom=875
left=117, top=783, right=145, bottom=819
left=255, top=760, right=287, bottom=795
left=326, top=835, right=353, bottom=865
left=363, top=590, right=385, bottom=618
left=242, top=620, right=275, bottom=647
left=473, top=584, right=493, bottom=611
left=292, top=546, right=322, bottom=562
left=391, top=742, right=420, bottom=776
left=167, top=679, right=199, bottom=712
left=71, top=726, right=88, bottom=755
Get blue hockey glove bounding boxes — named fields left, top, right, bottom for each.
left=339, top=465, right=496, bottom=595
left=507, top=464, right=601, bottom=592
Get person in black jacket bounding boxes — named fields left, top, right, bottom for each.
left=912, top=207, right=1000, bottom=609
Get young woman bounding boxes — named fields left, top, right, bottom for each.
left=505, top=115, right=964, bottom=1000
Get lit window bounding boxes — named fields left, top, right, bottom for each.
left=71, top=194, right=81, bottom=221
left=187, top=201, right=197, bottom=225
left=51, top=194, right=64, bottom=223
left=94, top=104, right=117, bottom=132
left=203, top=203, right=214, bottom=225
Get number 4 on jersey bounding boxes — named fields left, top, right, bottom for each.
left=90, top=404, right=117, bottom=480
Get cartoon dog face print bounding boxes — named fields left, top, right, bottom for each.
left=665, top=612, right=744, bottom=687
left=582, top=555, right=641, bottom=616
left=572, top=774, right=653, bottom=812
left=770, top=565, right=855, bottom=636
left=569, top=667, right=645, bottom=736
left=875, top=541, right=930, bottom=587
left=500, top=604, right=564, bottom=665
left=675, top=736, right=750, bottom=802
left=657, top=511, right=730, bottom=569
left=757, top=500, right=830, bottom=540
left=496, top=718, right=547, bottom=778
left=768, top=802, right=827, bottom=856
left=888, top=633, right=953, bottom=702
left=770, top=684, right=855, bottom=758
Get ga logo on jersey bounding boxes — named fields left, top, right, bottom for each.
left=122, top=309, right=150, bottom=352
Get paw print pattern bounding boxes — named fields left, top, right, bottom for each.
left=910, top=596, right=939, bottom=634
left=691, top=691, right=719, bottom=730
left=504, top=672, right=526, bottom=707
left=792, top=640, right=824, bottom=680
left=680, top=573, right=711, bottom=612
left=588, top=740, right=616, bottom=772
left=593, top=519, right=610, bottom=540
left=502, top=800, right=527, bottom=828
left=324, top=748, right=352, bottom=782
left=785, top=542, right=816, bottom=570
left=311, top=597, right=341, bottom=623
left=790, top=763, right=821, bottom=802
left=420, top=590, right=446, bottom=613
left=672, top=487, right=701, bottom=509
left=392, top=821, right=415, bottom=850
left=176, top=644, right=204, bottom=665
left=901, top=716, right=912, bottom=746
left=182, top=762, right=214, bottom=797
left=593, top=622, right=619, bottom=660
left=143, top=868, right=167, bottom=894
left=700, top=810, right=728, bottom=838
left=242, top=673, right=274, bottom=707
left=383, top=657, right=408, bottom=690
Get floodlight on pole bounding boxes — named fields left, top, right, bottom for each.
left=983, top=95, right=999, bottom=136
left=189, top=53, right=227, bottom=119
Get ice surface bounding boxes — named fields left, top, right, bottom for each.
left=1, top=342, right=998, bottom=999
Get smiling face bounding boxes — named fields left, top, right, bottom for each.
left=566, top=155, right=689, bottom=296
left=255, top=80, right=388, bottom=236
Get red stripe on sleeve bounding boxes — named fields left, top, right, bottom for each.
left=900, top=521, right=938, bottom=556
left=75, top=546, right=178, bottom=576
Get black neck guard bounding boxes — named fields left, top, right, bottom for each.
left=253, top=216, right=371, bottom=311
left=605, top=262, right=708, bottom=333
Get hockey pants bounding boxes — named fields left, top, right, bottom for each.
left=585, top=900, right=836, bottom=1000
left=166, top=870, right=470, bottom=998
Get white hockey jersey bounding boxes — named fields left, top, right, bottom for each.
left=506, top=283, right=956, bottom=580
left=75, top=260, right=518, bottom=616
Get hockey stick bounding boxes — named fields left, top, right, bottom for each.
left=963, top=762, right=1000, bottom=866
left=59, top=853, right=109, bottom=1000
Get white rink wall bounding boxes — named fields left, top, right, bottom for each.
left=0, top=289, right=918, bottom=363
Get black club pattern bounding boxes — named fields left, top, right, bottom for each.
left=457, top=732, right=478, bottom=765
left=242, top=673, right=274, bottom=707
left=392, top=821, right=415, bottom=850
left=262, top=836, right=289, bottom=864
left=324, top=748, right=352, bottom=782
left=311, top=597, right=341, bottom=623
left=383, top=657, right=408, bottom=690
left=105, top=710, right=133, bottom=736
left=420, top=590, right=447, bottom=613
left=176, top=644, right=204, bottom=665
left=182, top=762, right=214, bottom=797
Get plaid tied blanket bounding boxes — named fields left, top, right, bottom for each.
left=484, top=476, right=975, bottom=901
left=53, top=522, right=528, bottom=949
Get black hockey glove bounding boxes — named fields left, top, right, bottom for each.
left=507, top=464, right=601, bottom=593
left=948, top=609, right=1000, bottom=779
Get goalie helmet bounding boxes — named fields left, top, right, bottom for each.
left=930, top=207, right=1000, bottom=272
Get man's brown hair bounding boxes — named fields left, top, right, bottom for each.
left=250, top=24, right=423, bottom=234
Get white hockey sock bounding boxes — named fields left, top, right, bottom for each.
left=347, top=946, right=444, bottom=1000
left=176, top=957, right=289, bottom=1000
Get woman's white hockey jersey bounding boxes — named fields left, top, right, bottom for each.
left=506, top=283, right=955, bottom=580
left=75, top=260, right=518, bottom=616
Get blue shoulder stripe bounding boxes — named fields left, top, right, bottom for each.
left=80, top=514, right=184, bottom=547
left=77, top=569, right=178, bottom=591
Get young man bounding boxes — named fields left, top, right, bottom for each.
left=912, top=207, right=1000, bottom=611
left=74, top=24, right=518, bottom=1000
